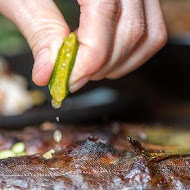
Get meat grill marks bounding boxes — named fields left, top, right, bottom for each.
left=0, top=122, right=190, bottom=189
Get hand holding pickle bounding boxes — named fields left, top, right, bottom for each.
left=0, top=0, right=167, bottom=95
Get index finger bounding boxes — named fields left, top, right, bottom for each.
left=69, top=0, right=121, bottom=92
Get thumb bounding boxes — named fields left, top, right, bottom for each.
left=0, top=0, right=70, bottom=86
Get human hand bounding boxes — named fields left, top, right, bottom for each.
left=0, top=0, right=167, bottom=92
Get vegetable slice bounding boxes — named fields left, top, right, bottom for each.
left=49, top=32, right=79, bottom=109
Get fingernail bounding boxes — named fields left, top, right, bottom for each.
left=33, top=48, right=51, bottom=75
left=69, top=75, right=92, bottom=93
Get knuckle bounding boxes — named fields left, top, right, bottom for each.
left=98, top=0, right=121, bottom=22
left=120, top=19, right=145, bottom=54
left=130, top=20, right=146, bottom=44
left=79, top=0, right=121, bottom=21
left=150, top=23, right=168, bottom=50
left=124, top=18, right=146, bottom=50
left=28, top=19, right=69, bottom=55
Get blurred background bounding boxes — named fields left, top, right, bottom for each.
left=0, top=0, right=190, bottom=128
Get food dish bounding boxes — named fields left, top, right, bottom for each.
left=0, top=122, right=190, bottom=189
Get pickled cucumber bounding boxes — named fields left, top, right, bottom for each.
left=49, top=32, right=79, bottom=109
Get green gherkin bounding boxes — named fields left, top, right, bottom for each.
left=49, top=32, right=79, bottom=109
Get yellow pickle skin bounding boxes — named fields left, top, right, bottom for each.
left=49, top=32, right=79, bottom=109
